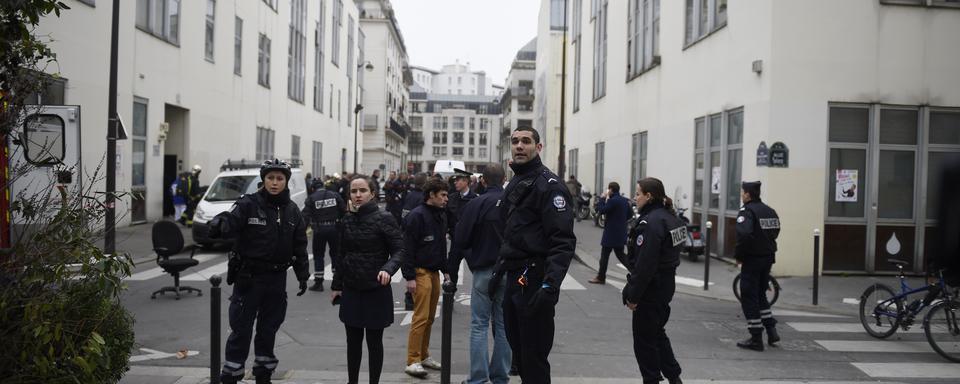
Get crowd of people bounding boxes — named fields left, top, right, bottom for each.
left=193, top=124, right=960, bottom=384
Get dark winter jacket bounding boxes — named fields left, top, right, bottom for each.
left=598, top=194, right=631, bottom=247
left=214, top=189, right=310, bottom=282
left=450, top=186, right=504, bottom=276
left=402, top=203, right=449, bottom=280
left=331, top=201, right=405, bottom=291
left=735, top=199, right=780, bottom=264
left=623, top=201, right=684, bottom=303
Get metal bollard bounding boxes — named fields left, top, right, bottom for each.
left=440, top=281, right=457, bottom=384
left=704, top=221, right=713, bottom=291
left=210, top=274, right=222, bottom=384
left=813, top=229, right=821, bottom=306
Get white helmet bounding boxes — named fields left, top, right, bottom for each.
left=192, top=164, right=202, bottom=172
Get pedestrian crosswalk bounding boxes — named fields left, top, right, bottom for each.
left=769, top=311, right=960, bottom=380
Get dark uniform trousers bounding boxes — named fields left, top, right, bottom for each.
left=311, top=223, right=339, bottom=278
left=503, top=263, right=554, bottom=384
left=632, top=270, right=682, bottom=383
left=222, top=271, right=288, bottom=381
left=739, top=260, right=777, bottom=335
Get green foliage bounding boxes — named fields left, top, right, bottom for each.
left=0, top=165, right=137, bottom=383
left=0, top=0, right=70, bottom=136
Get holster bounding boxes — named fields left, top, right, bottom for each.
left=226, top=252, right=243, bottom=285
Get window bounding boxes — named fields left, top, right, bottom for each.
left=132, top=99, right=148, bottom=188
left=592, top=0, right=608, bottom=100
left=433, top=104, right=443, bottom=113
left=443, top=116, right=449, bottom=129
left=685, top=0, right=726, bottom=46
left=258, top=33, right=271, bottom=88
left=453, top=147, right=464, bottom=156
left=291, top=135, right=301, bottom=164
left=881, top=0, right=960, bottom=8
left=550, top=0, right=567, bottom=30
left=234, top=17, right=242, bottom=75
left=572, top=0, right=583, bottom=112
left=313, top=2, right=325, bottom=112
left=410, top=116, right=423, bottom=131
left=312, top=141, right=323, bottom=177
left=595, top=142, right=605, bottom=195
left=470, top=117, right=476, bottom=130
left=205, top=0, right=215, bottom=61
left=262, top=0, right=277, bottom=11
left=469, top=148, right=475, bottom=157
left=724, top=110, right=743, bottom=211
left=631, top=131, right=648, bottom=196
left=628, top=0, right=659, bottom=79
left=433, top=116, right=443, bottom=130
left=331, top=0, right=342, bottom=67
left=346, top=16, right=355, bottom=125
left=568, top=148, right=579, bottom=180
left=256, top=126, right=275, bottom=161
left=135, top=0, right=180, bottom=44
left=453, top=132, right=464, bottom=144
left=479, top=147, right=487, bottom=159
left=469, top=132, right=475, bottom=145
left=433, top=147, right=443, bottom=156
left=479, top=133, right=488, bottom=145
left=23, top=74, right=65, bottom=105
left=432, top=131, right=449, bottom=144
left=288, top=0, right=307, bottom=103
left=453, top=117, right=465, bottom=130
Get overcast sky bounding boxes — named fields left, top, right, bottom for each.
left=390, top=0, right=541, bottom=86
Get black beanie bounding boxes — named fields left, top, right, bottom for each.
left=742, top=181, right=762, bottom=200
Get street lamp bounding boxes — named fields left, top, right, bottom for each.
left=353, top=60, right=375, bottom=174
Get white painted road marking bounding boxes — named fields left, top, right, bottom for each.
left=561, top=275, right=586, bottom=290
left=852, top=362, right=960, bottom=379
left=676, top=276, right=715, bottom=287
left=775, top=309, right=848, bottom=318
left=843, top=298, right=860, bottom=305
left=129, top=348, right=199, bottom=362
left=127, top=253, right=220, bottom=281
left=815, top=340, right=935, bottom=353
left=787, top=322, right=922, bottom=334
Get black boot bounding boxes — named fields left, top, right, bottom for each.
left=667, top=377, right=683, bottom=384
left=256, top=374, right=272, bottom=384
left=220, top=375, right=240, bottom=384
left=766, top=326, right=780, bottom=346
left=309, top=277, right=324, bottom=291
left=736, top=333, right=764, bottom=351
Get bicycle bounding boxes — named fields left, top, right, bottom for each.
left=732, top=273, right=781, bottom=306
left=922, top=272, right=960, bottom=363
left=858, top=258, right=951, bottom=339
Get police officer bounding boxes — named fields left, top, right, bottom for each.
left=176, top=165, right=203, bottom=225
left=302, top=179, right=347, bottom=292
left=622, top=178, right=684, bottom=384
left=401, top=173, right=427, bottom=223
left=207, top=159, right=311, bottom=384
left=493, top=126, right=576, bottom=384
left=446, top=168, right=477, bottom=277
left=735, top=181, right=781, bottom=351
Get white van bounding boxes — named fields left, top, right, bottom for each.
left=192, top=163, right=307, bottom=247
left=432, top=159, right=466, bottom=178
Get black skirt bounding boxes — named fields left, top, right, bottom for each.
left=339, top=284, right=394, bottom=329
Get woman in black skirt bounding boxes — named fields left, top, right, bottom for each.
left=331, top=175, right=405, bottom=384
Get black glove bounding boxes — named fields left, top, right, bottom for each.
left=226, top=253, right=240, bottom=285
left=297, top=280, right=308, bottom=296
left=207, top=216, right=223, bottom=239
left=527, top=285, right=560, bottom=312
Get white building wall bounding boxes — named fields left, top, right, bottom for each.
left=35, top=0, right=358, bottom=226
left=535, top=0, right=564, bottom=172
left=562, top=0, right=960, bottom=275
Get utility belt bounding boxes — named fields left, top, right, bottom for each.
left=243, top=258, right=292, bottom=274
left=312, top=220, right=338, bottom=226
left=496, top=256, right=545, bottom=273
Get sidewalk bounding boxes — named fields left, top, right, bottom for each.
left=571, top=220, right=893, bottom=316
left=108, top=220, right=194, bottom=266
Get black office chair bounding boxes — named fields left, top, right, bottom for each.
left=150, top=220, right=202, bottom=300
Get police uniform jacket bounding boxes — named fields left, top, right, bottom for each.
left=301, top=188, right=346, bottom=227
left=623, top=201, right=684, bottom=303
left=449, top=186, right=504, bottom=274
left=735, top=199, right=780, bottom=264
left=401, top=203, right=449, bottom=280
left=401, top=188, right=424, bottom=220
left=498, top=156, right=576, bottom=288
left=598, top=194, right=631, bottom=248
left=446, top=189, right=477, bottom=235
left=217, top=189, right=310, bottom=282
left=332, top=201, right=405, bottom=291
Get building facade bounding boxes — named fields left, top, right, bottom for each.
left=499, top=38, right=538, bottom=168
left=411, top=62, right=499, bottom=97
left=408, top=88, right=502, bottom=174
left=561, top=0, right=960, bottom=275
left=534, top=0, right=569, bottom=172
left=33, top=0, right=362, bottom=226
left=358, top=0, right=412, bottom=174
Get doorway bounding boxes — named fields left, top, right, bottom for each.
left=823, top=104, right=960, bottom=273
left=162, top=104, right=189, bottom=218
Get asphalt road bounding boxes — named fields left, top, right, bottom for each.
left=120, top=242, right=960, bottom=383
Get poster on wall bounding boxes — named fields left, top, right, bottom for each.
left=711, top=167, right=721, bottom=194
left=835, top=169, right=858, bottom=202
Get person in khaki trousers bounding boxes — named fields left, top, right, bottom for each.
left=401, top=178, right=451, bottom=378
